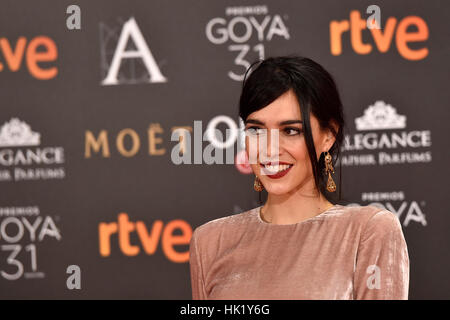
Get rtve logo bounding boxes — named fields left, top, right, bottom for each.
left=0, top=36, right=58, bottom=79
left=99, top=213, right=192, bottom=263
left=330, top=10, right=429, bottom=60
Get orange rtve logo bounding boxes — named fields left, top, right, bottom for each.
left=0, top=36, right=58, bottom=79
left=330, top=10, right=429, bottom=60
left=99, top=213, right=193, bottom=263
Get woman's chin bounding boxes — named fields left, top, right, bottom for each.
left=263, top=183, right=294, bottom=196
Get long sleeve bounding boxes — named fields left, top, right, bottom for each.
left=353, top=209, right=410, bottom=299
left=189, top=228, right=207, bottom=300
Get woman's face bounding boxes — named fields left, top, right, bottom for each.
left=244, top=89, right=335, bottom=196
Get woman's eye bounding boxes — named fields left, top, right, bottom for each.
left=245, top=127, right=301, bottom=136
left=245, top=126, right=265, bottom=135
left=284, top=127, right=302, bottom=136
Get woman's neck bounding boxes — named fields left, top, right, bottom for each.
left=261, top=189, right=334, bottom=225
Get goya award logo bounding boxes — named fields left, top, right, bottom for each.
left=0, top=206, right=61, bottom=280
left=206, top=4, right=290, bottom=81
left=348, top=191, right=427, bottom=228
left=0, top=118, right=66, bottom=182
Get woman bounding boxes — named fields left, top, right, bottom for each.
left=189, top=55, right=409, bottom=299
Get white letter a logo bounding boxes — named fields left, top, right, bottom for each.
left=101, top=17, right=167, bottom=85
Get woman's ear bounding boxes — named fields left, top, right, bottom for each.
left=326, top=133, right=336, bottom=152
left=323, top=121, right=338, bottom=151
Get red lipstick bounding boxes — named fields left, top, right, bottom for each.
left=260, top=161, right=293, bottom=179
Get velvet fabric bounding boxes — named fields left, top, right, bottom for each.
left=189, top=204, right=409, bottom=300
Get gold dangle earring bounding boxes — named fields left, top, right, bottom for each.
left=254, top=176, right=264, bottom=191
left=324, top=151, right=336, bottom=192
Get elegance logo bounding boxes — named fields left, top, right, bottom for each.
left=0, top=118, right=65, bottom=181
left=0, top=118, right=41, bottom=147
left=341, top=101, right=432, bottom=166
left=355, top=101, right=406, bottom=131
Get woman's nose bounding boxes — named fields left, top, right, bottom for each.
left=260, top=129, right=281, bottom=160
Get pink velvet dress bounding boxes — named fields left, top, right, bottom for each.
left=189, top=204, right=409, bottom=299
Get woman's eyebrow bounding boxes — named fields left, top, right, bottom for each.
left=245, top=119, right=303, bottom=125
left=279, top=120, right=303, bottom=125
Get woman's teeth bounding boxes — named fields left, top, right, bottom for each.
left=263, top=164, right=292, bottom=173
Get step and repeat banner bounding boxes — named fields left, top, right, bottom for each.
left=0, top=0, right=448, bottom=299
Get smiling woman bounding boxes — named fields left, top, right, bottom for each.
left=240, top=55, right=345, bottom=209
left=189, top=55, right=409, bottom=300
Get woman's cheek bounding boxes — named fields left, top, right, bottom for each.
left=245, top=136, right=261, bottom=165
left=285, top=139, right=307, bottom=161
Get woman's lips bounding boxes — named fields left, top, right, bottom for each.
left=260, top=162, right=293, bottom=179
